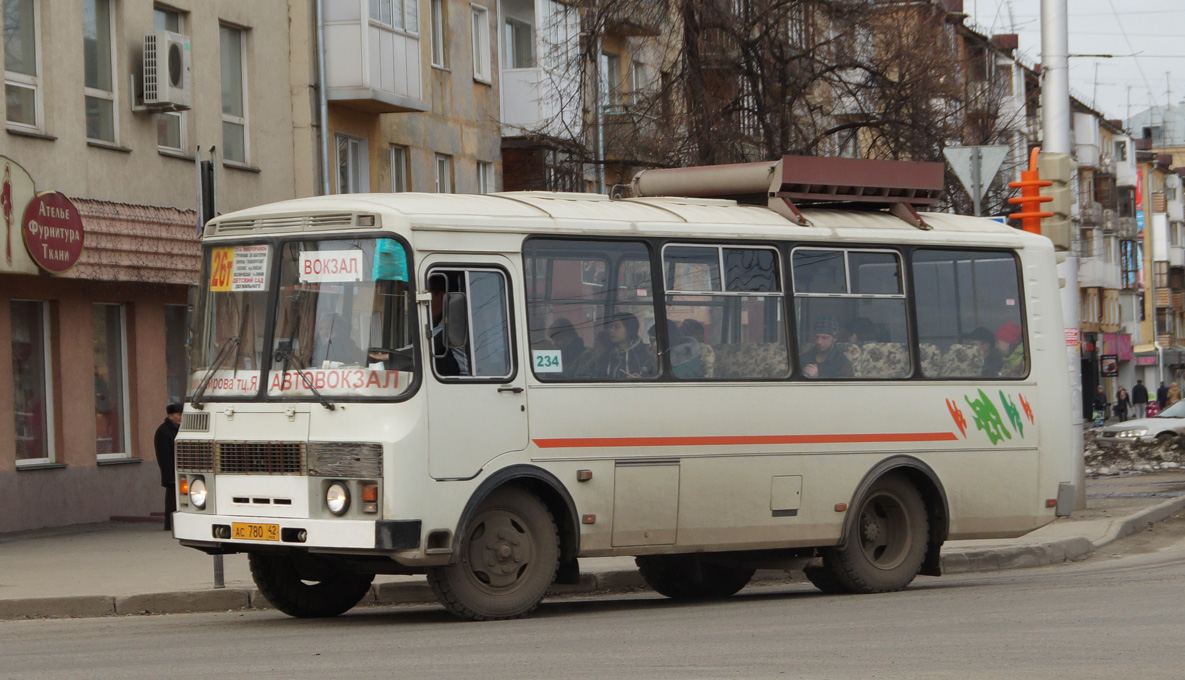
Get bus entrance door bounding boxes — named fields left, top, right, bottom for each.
left=423, top=258, right=527, bottom=479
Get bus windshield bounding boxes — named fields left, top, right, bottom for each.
left=191, top=237, right=415, bottom=400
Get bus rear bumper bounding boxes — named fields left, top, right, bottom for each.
left=173, top=512, right=421, bottom=553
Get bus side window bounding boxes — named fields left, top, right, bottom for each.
left=428, top=268, right=514, bottom=380
left=524, top=239, right=659, bottom=382
left=911, top=250, right=1026, bottom=379
left=662, top=244, right=788, bottom=380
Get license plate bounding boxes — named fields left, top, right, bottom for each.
left=232, top=522, right=280, bottom=542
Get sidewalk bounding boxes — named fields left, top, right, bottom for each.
left=2, top=473, right=1184, bottom=620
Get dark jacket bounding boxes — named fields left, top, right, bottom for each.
left=1132, top=383, right=1149, bottom=405
left=154, top=418, right=179, bottom=487
left=1158, top=384, right=1170, bottom=408
left=801, top=346, right=854, bottom=379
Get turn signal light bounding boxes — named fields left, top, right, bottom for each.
left=179, top=478, right=189, bottom=495
left=361, top=484, right=379, bottom=502
left=1046, top=499, right=1058, bottom=508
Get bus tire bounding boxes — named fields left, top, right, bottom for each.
left=635, top=555, right=755, bottom=600
left=248, top=553, right=375, bottom=618
left=427, top=487, right=559, bottom=620
left=824, top=474, right=929, bottom=594
left=803, top=564, right=852, bottom=595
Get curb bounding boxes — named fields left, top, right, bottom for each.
left=3, top=499, right=1183, bottom=621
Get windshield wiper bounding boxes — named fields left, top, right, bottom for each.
left=275, top=345, right=336, bottom=411
left=191, top=336, right=241, bottom=410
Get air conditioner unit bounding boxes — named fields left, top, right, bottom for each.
left=143, top=30, right=191, bottom=110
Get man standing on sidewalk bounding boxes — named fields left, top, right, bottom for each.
left=1158, top=381, right=1170, bottom=410
left=154, top=403, right=182, bottom=531
left=1133, top=380, right=1149, bottom=419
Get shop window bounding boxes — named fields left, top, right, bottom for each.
left=94, top=303, right=130, bottom=458
left=11, top=300, right=53, bottom=464
left=164, top=304, right=188, bottom=404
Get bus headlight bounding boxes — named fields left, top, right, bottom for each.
left=190, top=477, right=208, bottom=510
left=326, top=482, right=350, bottom=516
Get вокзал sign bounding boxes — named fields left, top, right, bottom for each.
left=22, top=191, right=83, bottom=274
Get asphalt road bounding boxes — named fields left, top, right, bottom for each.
left=5, top=526, right=1185, bottom=680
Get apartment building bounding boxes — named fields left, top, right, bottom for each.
left=323, top=0, right=503, bottom=196
left=0, top=0, right=318, bottom=532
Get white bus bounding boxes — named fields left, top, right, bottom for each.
left=174, top=156, right=1076, bottom=620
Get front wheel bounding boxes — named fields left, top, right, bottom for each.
left=249, top=553, right=375, bottom=618
left=636, top=555, right=754, bottom=600
left=428, top=487, right=559, bottom=620
left=814, top=474, right=928, bottom=594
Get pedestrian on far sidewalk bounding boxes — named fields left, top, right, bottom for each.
left=1132, top=379, right=1149, bottom=419
left=1169, top=382, right=1182, bottom=409
left=1114, top=386, right=1130, bottom=422
left=1092, top=385, right=1108, bottom=427
left=1158, top=381, right=1169, bottom=409
left=154, top=403, right=182, bottom=531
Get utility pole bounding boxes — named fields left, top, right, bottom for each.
left=1040, top=0, right=1086, bottom=510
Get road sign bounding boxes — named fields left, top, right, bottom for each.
left=943, top=145, right=1009, bottom=216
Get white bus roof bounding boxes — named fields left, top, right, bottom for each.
left=207, top=191, right=1048, bottom=247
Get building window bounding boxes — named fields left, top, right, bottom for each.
left=93, top=303, right=130, bottom=458
left=503, top=17, right=534, bottom=69
left=83, top=0, right=117, bottom=143
left=390, top=145, right=409, bottom=191
left=471, top=5, right=491, bottom=82
left=164, top=304, right=188, bottom=404
left=154, top=6, right=186, bottom=152
left=435, top=153, right=453, bottom=193
left=220, top=24, right=248, bottom=164
left=335, top=133, right=370, bottom=193
left=600, top=52, right=622, bottom=106
left=1114, top=140, right=1128, bottom=162
left=370, top=0, right=418, bottom=32
left=4, top=0, right=41, bottom=129
left=11, top=300, right=53, bottom=464
left=430, top=0, right=446, bottom=67
left=477, top=160, right=494, bottom=193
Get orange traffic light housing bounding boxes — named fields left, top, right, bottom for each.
left=1007, top=148, right=1053, bottom=235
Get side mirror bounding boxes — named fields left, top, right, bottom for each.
left=443, top=292, right=469, bottom=349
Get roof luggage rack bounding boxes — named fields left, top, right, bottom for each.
left=630, top=155, right=946, bottom=230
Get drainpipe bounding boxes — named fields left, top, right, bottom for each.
left=316, top=0, right=332, bottom=195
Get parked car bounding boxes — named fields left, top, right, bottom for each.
left=1097, top=400, right=1185, bottom=446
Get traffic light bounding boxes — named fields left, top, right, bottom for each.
left=1008, top=148, right=1052, bottom=235
left=1037, top=152, right=1074, bottom=251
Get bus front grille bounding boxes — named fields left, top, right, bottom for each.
left=217, top=441, right=307, bottom=475
left=176, top=440, right=215, bottom=472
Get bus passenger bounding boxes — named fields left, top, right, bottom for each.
left=679, top=319, right=715, bottom=377
left=964, top=326, right=997, bottom=376
left=548, top=318, right=586, bottom=377
left=650, top=321, right=702, bottom=379
left=312, top=313, right=362, bottom=367
left=604, top=312, right=654, bottom=379
left=572, top=330, right=613, bottom=378
left=846, top=316, right=878, bottom=345
left=801, top=316, right=854, bottom=379
left=994, top=322, right=1024, bottom=377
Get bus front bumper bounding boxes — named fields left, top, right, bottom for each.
left=173, top=512, right=421, bottom=553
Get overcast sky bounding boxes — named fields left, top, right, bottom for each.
left=968, top=1, right=1185, bottom=125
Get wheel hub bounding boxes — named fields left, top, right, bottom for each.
left=467, top=514, right=534, bottom=589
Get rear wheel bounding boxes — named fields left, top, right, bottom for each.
left=428, top=487, right=559, bottom=620
left=815, top=474, right=928, bottom=594
left=636, top=555, right=754, bottom=600
left=249, top=553, right=374, bottom=618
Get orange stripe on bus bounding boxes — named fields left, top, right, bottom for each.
left=532, top=433, right=960, bottom=449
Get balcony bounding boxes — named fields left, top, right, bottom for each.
left=323, top=6, right=427, bottom=113
left=1080, top=201, right=1103, bottom=226
left=1156, top=288, right=1172, bottom=307
left=1117, top=216, right=1138, bottom=239
left=604, top=3, right=662, bottom=37
left=602, top=105, right=660, bottom=161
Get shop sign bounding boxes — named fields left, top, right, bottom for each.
left=1101, top=354, right=1118, bottom=377
left=1136, top=356, right=1158, bottom=366
left=22, top=191, right=83, bottom=274
left=0, top=155, right=39, bottom=275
